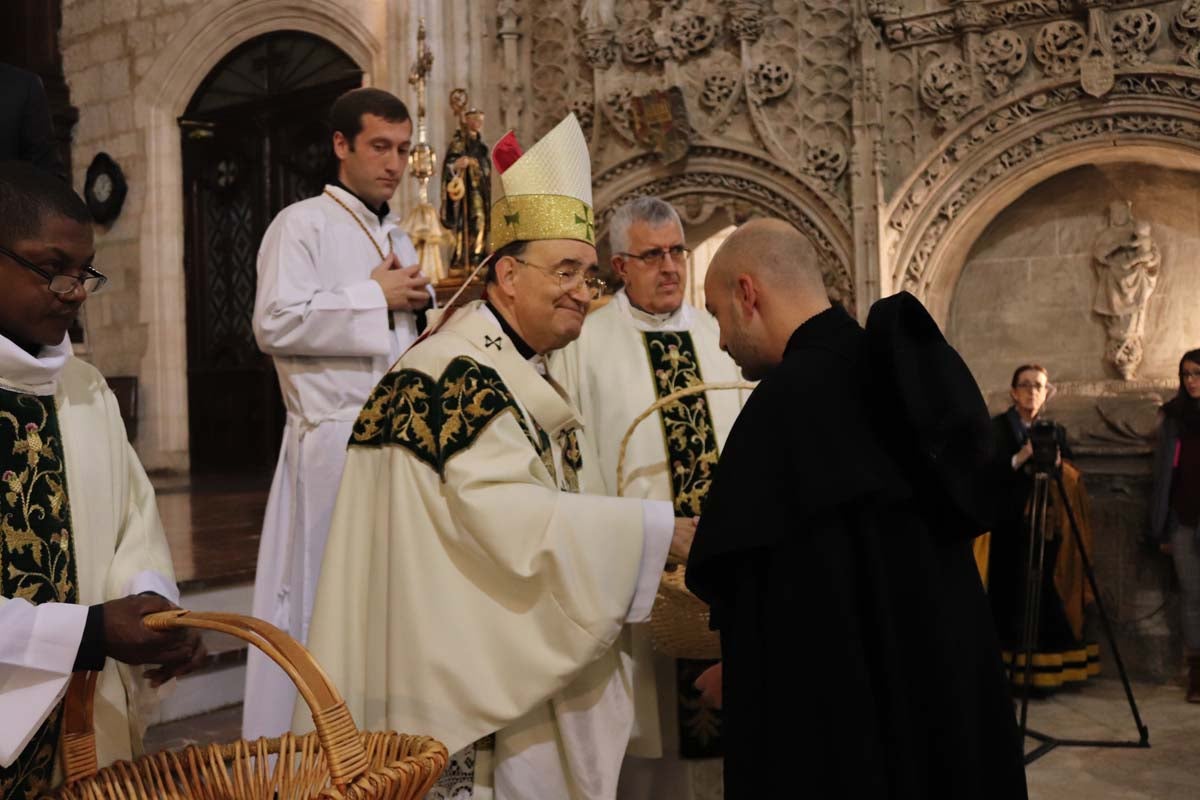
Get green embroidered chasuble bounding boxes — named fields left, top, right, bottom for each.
left=351, top=355, right=582, bottom=493
left=0, top=389, right=80, bottom=800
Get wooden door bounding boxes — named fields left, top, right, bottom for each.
left=181, top=31, right=361, bottom=473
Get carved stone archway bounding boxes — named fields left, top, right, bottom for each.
left=128, top=0, right=382, bottom=470
left=884, top=69, right=1200, bottom=325
left=595, top=147, right=856, bottom=312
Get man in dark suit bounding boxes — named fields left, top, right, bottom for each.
left=0, top=62, right=64, bottom=177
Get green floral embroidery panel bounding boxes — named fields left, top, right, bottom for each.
left=349, top=357, right=554, bottom=479
left=643, top=331, right=721, bottom=518
left=0, top=389, right=79, bottom=798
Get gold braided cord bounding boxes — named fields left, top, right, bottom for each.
left=323, top=190, right=394, bottom=262
left=488, top=193, right=595, bottom=251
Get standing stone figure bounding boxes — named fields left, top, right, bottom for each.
left=1092, top=200, right=1161, bottom=379
left=440, top=101, right=491, bottom=268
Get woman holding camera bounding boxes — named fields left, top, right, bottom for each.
left=1150, top=348, right=1200, bottom=702
left=984, top=364, right=1098, bottom=692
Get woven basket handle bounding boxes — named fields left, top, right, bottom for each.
left=60, top=610, right=369, bottom=789
left=615, top=381, right=754, bottom=500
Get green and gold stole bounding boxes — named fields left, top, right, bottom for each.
left=642, top=331, right=723, bottom=757
left=0, top=388, right=79, bottom=800
left=643, top=331, right=720, bottom=518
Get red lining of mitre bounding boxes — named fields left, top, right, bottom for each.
left=492, top=131, right=523, bottom=174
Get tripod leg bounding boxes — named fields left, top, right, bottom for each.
left=1052, top=470, right=1150, bottom=745
left=1018, top=475, right=1050, bottom=737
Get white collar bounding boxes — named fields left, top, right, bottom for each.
left=615, top=288, right=693, bottom=332
left=0, top=333, right=71, bottom=395
left=323, top=184, right=397, bottom=229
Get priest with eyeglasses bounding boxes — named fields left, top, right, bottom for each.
left=300, top=115, right=693, bottom=799
left=551, top=196, right=748, bottom=799
left=0, top=162, right=202, bottom=796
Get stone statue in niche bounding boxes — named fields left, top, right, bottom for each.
left=1091, top=200, right=1161, bottom=380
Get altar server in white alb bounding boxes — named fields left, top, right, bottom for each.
left=244, top=87, right=435, bottom=740
left=551, top=196, right=748, bottom=799
left=0, top=162, right=203, bottom=797
left=301, top=114, right=695, bottom=799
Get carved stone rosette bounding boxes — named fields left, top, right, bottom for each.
left=975, top=28, right=1028, bottom=95
left=921, top=56, right=974, bottom=128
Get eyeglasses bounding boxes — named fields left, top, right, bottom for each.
left=0, top=244, right=107, bottom=295
left=616, top=244, right=690, bottom=267
left=512, top=257, right=607, bottom=301
left=1015, top=382, right=1049, bottom=392
left=1182, top=370, right=1200, bottom=381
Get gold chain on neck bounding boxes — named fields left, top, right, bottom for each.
left=323, top=189, right=393, bottom=261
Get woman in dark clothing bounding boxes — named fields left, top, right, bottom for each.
left=1150, top=348, right=1200, bottom=702
left=986, top=365, right=1099, bottom=690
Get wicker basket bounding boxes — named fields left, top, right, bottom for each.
left=617, top=381, right=753, bottom=661
left=53, top=610, right=447, bottom=800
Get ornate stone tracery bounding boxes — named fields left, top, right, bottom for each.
left=885, top=71, right=1200, bottom=323
left=1033, top=19, right=1087, bottom=76
left=976, top=28, right=1029, bottom=94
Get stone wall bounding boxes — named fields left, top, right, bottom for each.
left=61, top=0, right=205, bottom=378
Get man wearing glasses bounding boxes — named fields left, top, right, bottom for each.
left=302, top=116, right=689, bottom=799
left=551, top=196, right=746, bottom=799
left=0, top=161, right=204, bottom=795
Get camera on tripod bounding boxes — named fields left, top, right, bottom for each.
left=1027, top=419, right=1060, bottom=473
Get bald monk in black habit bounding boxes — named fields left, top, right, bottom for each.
left=686, top=220, right=1027, bottom=798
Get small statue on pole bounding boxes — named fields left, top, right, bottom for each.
left=400, top=18, right=452, bottom=283
left=441, top=89, right=491, bottom=269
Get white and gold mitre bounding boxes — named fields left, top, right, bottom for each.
left=488, top=113, right=595, bottom=251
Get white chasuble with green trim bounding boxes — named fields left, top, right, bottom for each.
left=300, top=301, right=668, bottom=800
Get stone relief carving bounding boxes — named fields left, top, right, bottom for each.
left=1172, top=0, right=1200, bottom=68
left=920, top=56, right=974, bottom=128
left=550, top=0, right=853, bottom=221
left=1092, top=200, right=1162, bottom=380
left=611, top=0, right=719, bottom=64
left=1110, top=9, right=1161, bottom=66
left=748, top=62, right=794, bottom=104
left=728, top=0, right=766, bottom=43
left=699, top=72, right=739, bottom=110
left=880, top=1, right=1085, bottom=49
left=528, top=0, right=593, bottom=137
left=975, top=28, right=1029, bottom=95
left=1033, top=20, right=1087, bottom=77
left=889, top=73, right=1200, bottom=296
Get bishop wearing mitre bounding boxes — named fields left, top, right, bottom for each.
left=299, top=114, right=689, bottom=800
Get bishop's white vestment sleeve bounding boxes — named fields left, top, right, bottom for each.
left=254, top=209, right=392, bottom=358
